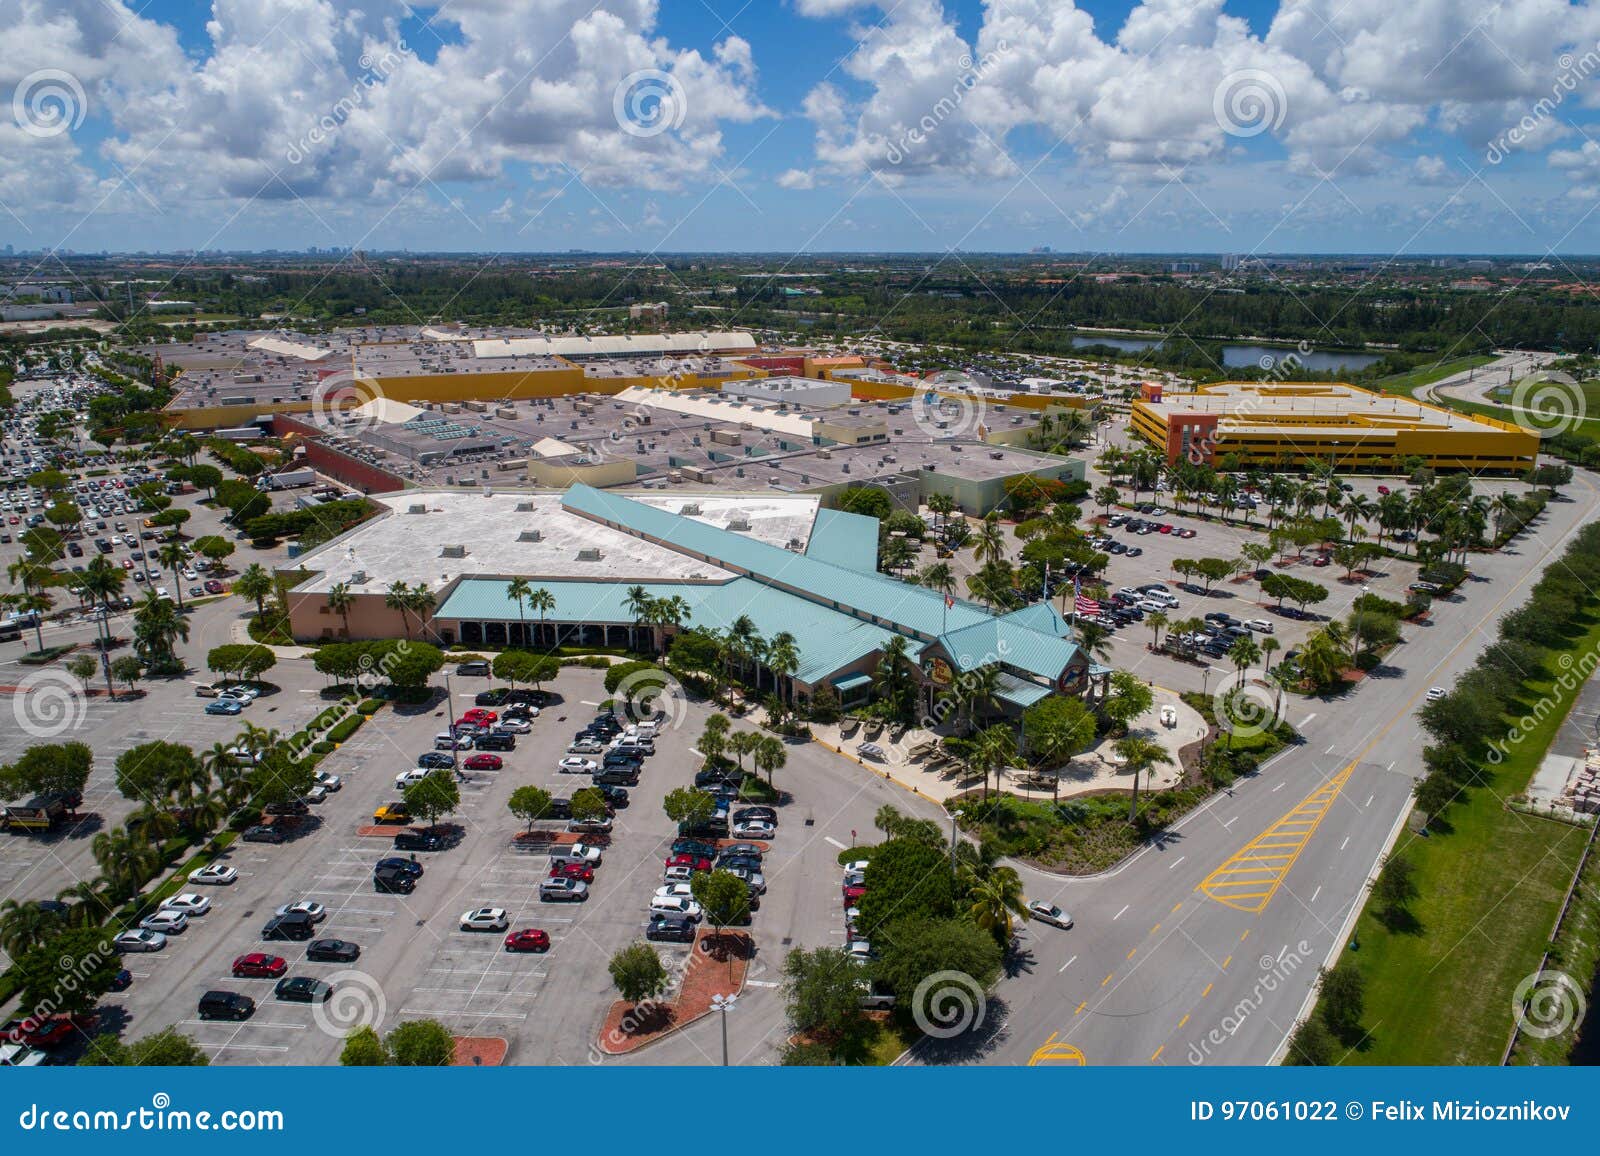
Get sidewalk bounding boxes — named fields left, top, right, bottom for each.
left=228, top=614, right=317, bottom=659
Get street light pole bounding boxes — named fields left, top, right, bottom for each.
left=443, top=673, right=459, bottom=773
left=711, top=993, right=737, bottom=1067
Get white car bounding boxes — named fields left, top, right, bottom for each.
left=225, top=745, right=262, bottom=764
left=732, top=819, right=776, bottom=839
left=558, top=757, right=598, bottom=774
left=846, top=939, right=874, bottom=962
left=567, top=740, right=604, bottom=755
left=460, top=907, right=510, bottom=932
left=1426, top=686, right=1447, bottom=701
left=188, top=864, right=238, bottom=886
left=305, top=784, right=329, bottom=805
left=113, top=929, right=166, bottom=953
left=550, top=842, right=603, bottom=865
left=843, top=870, right=865, bottom=889
left=1028, top=900, right=1073, bottom=929
left=395, top=768, right=432, bottom=789
left=649, top=896, right=703, bottom=921
left=842, top=860, right=870, bottom=875
left=274, top=901, right=327, bottom=923
left=1244, top=619, right=1274, bottom=634
left=654, top=882, right=696, bottom=901
left=159, top=893, right=211, bottom=917
left=140, top=910, right=188, bottom=934
left=315, top=771, right=342, bottom=792
left=857, top=742, right=886, bottom=761
left=495, top=717, right=531, bottom=733
left=220, top=684, right=259, bottom=701
left=662, top=865, right=695, bottom=884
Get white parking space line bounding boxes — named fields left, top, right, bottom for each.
left=398, top=1008, right=528, bottom=1020
left=824, top=836, right=847, bottom=850
left=1058, top=955, right=1078, bottom=973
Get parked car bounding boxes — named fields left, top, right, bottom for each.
left=503, top=928, right=551, bottom=953
left=539, top=877, right=589, bottom=902
left=558, top=757, right=598, bottom=774
left=549, top=842, right=602, bottom=865
left=732, top=819, right=776, bottom=839
left=645, top=915, right=696, bottom=943
left=204, top=699, right=242, bottom=716
left=376, top=857, right=423, bottom=878
left=567, top=739, right=605, bottom=754
left=417, top=751, right=454, bottom=769
left=460, top=907, right=510, bottom=932
left=649, top=895, right=703, bottom=921
left=395, top=768, right=433, bottom=789
left=374, top=802, right=410, bottom=824
left=231, top=952, right=288, bottom=979
left=548, top=861, right=594, bottom=882
left=113, top=929, right=166, bottom=952
left=306, top=939, right=361, bottom=963
left=463, top=753, right=503, bottom=771
left=241, top=825, right=286, bottom=844
left=274, top=977, right=332, bottom=1003
left=275, top=901, right=327, bottom=923
left=197, top=991, right=255, bottom=1021
left=394, top=829, right=443, bottom=852
left=666, top=853, right=713, bottom=872
left=189, top=863, right=238, bottom=885
left=159, top=893, right=211, bottom=917
left=139, top=911, right=187, bottom=935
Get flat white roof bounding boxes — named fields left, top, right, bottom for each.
left=619, top=386, right=819, bottom=439
left=471, top=332, right=756, bottom=360
left=291, top=489, right=820, bottom=595
left=247, top=336, right=333, bottom=361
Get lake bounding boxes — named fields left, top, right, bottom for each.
left=1066, top=332, right=1383, bottom=373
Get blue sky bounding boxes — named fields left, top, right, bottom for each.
left=4, top=0, right=1599, bottom=255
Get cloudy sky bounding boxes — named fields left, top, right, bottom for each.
left=4, top=0, right=1600, bottom=254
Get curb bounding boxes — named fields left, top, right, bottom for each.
left=809, top=735, right=947, bottom=808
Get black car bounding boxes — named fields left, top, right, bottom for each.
left=306, top=939, right=360, bottom=963
left=476, top=732, right=515, bottom=752
left=733, top=806, right=776, bottom=825
left=275, top=977, right=332, bottom=1003
left=694, top=768, right=727, bottom=789
left=645, top=915, right=696, bottom=943
left=241, top=825, right=286, bottom=844
left=394, top=829, right=444, bottom=852
left=602, top=751, right=643, bottom=768
left=474, top=688, right=512, bottom=706
left=507, top=689, right=548, bottom=706
left=717, top=855, right=763, bottom=875
left=374, top=867, right=415, bottom=894
left=593, top=767, right=638, bottom=787
left=263, top=800, right=309, bottom=817
left=595, top=784, right=629, bottom=808
left=417, top=752, right=454, bottom=769
left=261, top=913, right=315, bottom=942
left=198, top=991, right=255, bottom=1021
left=672, top=838, right=719, bottom=859
left=456, top=660, right=490, bottom=676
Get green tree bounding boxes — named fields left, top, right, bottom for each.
left=962, top=863, right=1030, bottom=944
left=1114, top=735, right=1172, bottom=824
left=234, top=562, right=273, bottom=621
left=79, top=1027, right=211, bottom=1067
left=404, top=771, right=460, bottom=829
left=782, top=945, right=869, bottom=1041
left=110, top=653, right=143, bottom=694
left=663, top=786, right=717, bottom=829
left=1318, top=962, right=1366, bottom=1041
left=384, top=1019, right=456, bottom=1066
left=856, top=838, right=955, bottom=938
left=752, top=734, right=787, bottom=787
left=13, top=927, right=122, bottom=1017
left=1, top=740, right=93, bottom=801
left=1284, top=1016, right=1338, bottom=1066
left=508, top=785, right=555, bottom=832
left=570, top=787, right=608, bottom=824
left=1100, top=670, right=1154, bottom=732
left=609, top=942, right=670, bottom=1006
left=113, top=740, right=196, bottom=802
left=875, top=917, right=1003, bottom=1002
left=691, top=868, right=752, bottom=954
left=339, top=1025, right=390, bottom=1066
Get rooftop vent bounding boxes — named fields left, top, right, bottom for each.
left=577, top=547, right=604, bottom=562
left=350, top=570, right=368, bottom=584
left=517, top=529, right=542, bottom=542
left=990, top=451, right=1004, bottom=460
left=406, top=503, right=428, bottom=514
left=441, top=544, right=467, bottom=559
left=728, top=517, right=752, bottom=532
left=680, top=502, right=701, bottom=515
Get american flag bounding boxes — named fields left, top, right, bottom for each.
left=1073, top=578, right=1100, bottom=616
left=944, top=593, right=955, bottom=609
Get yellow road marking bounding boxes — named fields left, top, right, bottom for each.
left=1027, top=1032, right=1087, bottom=1066
left=1126, top=947, right=1138, bottom=960
left=1151, top=923, right=1162, bottom=935
left=1196, top=763, right=1355, bottom=912
left=1239, top=929, right=1251, bottom=942
left=1201, top=983, right=1213, bottom=998
left=1171, top=902, right=1182, bottom=914
left=1102, top=972, right=1113, bottom=987
left=1178, top=1014, right=1190, bottom=1029
left=1074, top=1000, right=1087, bottom=1015
left=1151, top=1045, right=1165, bottom=1062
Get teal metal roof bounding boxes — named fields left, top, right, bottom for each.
left=436, top=574, right=896, bottom=687
left=832, top=673, right=873, bottom=691
left=564, top=484, right=995, bottom=641
left=937, top=619, right=1081, bottom=682
left=999, top=602, right=1071, bottom=638
left=804, top=508, right=880, bottom=572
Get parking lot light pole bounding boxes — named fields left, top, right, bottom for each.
left=444, top=673, right=459, bottom=772
left=711, top=993, right=737, bottom=1066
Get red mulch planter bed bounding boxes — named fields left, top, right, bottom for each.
left=452, top=1036, right=507, bottom=1066
left=595, top=929, right=752, bottom=1056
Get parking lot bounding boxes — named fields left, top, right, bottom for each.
left=97, top=661, right=942, bottom=1064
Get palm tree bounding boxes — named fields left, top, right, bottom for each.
left=725, top=614, right=760, bottom=687
left=325, top=581, right=354, bottom=638
left=642, top=594, right=688, bottom=653
left=1115, top=735, right=1172, bottom=824
left=973, top=513, right=1007, bottom=566
left=765, top=631, right=800, bottom=703
left=384, top=580, right=413, bottom=640
left=527, top=586, right=556, bottom=647
left=56, top=880, right=111, bottom=929
left=504, top=577, right=533, bottom=648
left=872, top=635, right=915, bottom=722
left=927, top=493, right=956, bottom=535
left=974, top=722, right=1017, bottom=801
left=623, top=584, right=652, bottom=651
left=919, top=562, right=956, bottom=598
left=158, top=540, right=187, bottom=610
left=91, top=828, right=158, bottom=901
left=1260, top=635, right=1281, bottom=673
left=753, top=735, right=787, bottom=787
left=1228, top=636, right=1261, bottom=687
left=17, top=590, right=53, bottom=651
left=1341, top=492, right=1375, bottom=540
left=132, top=591, right=189, bottom=671
left=1146, top=610, right=1169, bottom=652
left=727, top=729, right=759, bottom=775
left=963, top=863, right=1030, bottom=943
left=0, top=898, right=54, bottom=958
left=406, top=583, right=438, bottom=641
left=1072, top=620, right=1113, bottom=663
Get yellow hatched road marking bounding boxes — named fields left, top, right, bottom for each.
left=1197, top=763, right=1355, bottom=912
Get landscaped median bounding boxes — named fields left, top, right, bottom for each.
left=1289, top=519, right=1600, bottom=1066
left=595, top=929, right=751, bottom=1056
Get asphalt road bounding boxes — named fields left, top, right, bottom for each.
left=906, top=464, right=1600, bottom=1067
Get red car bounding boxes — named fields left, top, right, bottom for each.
left=549, top=862, right=594, bottom=882
left=503, top=928, right=551, bottom=953
left=1311, top=554, right=1330, bottom=567
left=204, top=579, right=224, bottom=594
left=842, top=884, right=868, bottom=905
left=1376, top=485, right=1390, bottom=495
left=1179, top=528, right=1197, bottom=539
left=231, top=952, right=289, bottom=978
left=121, top=558, right=133, bottom=569
left=1158, top=524, right=1173, bottom=534
left=666, top=853, right=713, bottom=872
left=462, top=753, right=503, bottom=771
left=2, top=1014, right=84, bottom=1049
left=460, top=708, right=497, bottom=726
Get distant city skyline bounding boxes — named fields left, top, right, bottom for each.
left=4, top=1, right=1600, bottom=256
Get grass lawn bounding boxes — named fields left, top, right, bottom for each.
left=1513, top=840, right=1600, bottom=1064
left=1324, top=616, right=1600, bottom=1065
left=1370, top=354, right=1495, bottom=399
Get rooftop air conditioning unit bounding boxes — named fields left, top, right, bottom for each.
left=407, top=503, right=428, bottom=514
left=515, top=500, right=535, bottom=512
left=729, top=517, right=752, bottom=531
left=680, top=503, right=701, bottom=515
left=577, top=547, right=603, bottom=561
left=350, top=570, right=368, bottom=584
left=441, top=544, right=467, bottom=559
left=990, top=451, right=1004, bottom=460
left=517, top=529, right=542, bottom=542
